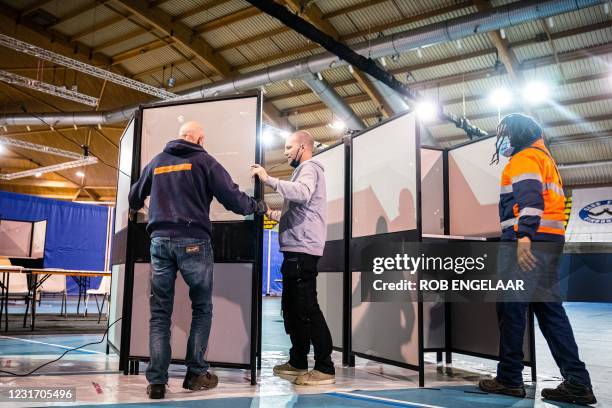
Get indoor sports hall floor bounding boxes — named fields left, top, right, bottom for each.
left=0, top=299, right=610, bottom=407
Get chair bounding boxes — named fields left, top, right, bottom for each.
left=85, top=276, right=110, bottom=323
left=37, top=274, right=67, bottom=316
left=7, top=272, right=30, bottom=329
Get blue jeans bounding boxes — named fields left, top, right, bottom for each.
left=145, top=237, right=214, bottom=385
left=496, top=244, right=591, bottom=388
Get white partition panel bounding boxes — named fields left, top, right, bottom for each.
left=31, top=220, right=47, bottom=258
left=0, top=220, right=33, bottom=257
left=449, top=137, right=508, bottom=237
left=130, top=263, right=253, bottom=364
left=421, top=148, right=444, bottom=235
left=115, top=119, right=135, bottom=233
left=351, top=112, right=420, bottom=367
left=139, top=98, right=258, bottom=222
left=109, top=264, right=125, bottom=351
left=314, top=143, right=345, bottom=348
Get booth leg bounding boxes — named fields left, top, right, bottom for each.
left=134, top=360, right=139, bottom=375
left=436, top=351, right=443, bottom=364
left=445, top=351, right=452, bottom=365
left=250, top=366, right=257, bottom=385
left=531, top=364, right=537, bottom=382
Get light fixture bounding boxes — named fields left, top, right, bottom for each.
left=348, top=65, right=354, bottom=74
left=76, top=171, right=85, bottom=178
left=97, top=123, right=102, bottom=130
left=327, top=119, right=346, bottom=130
left=167, top=76, right=176, bottom=88
left=380, top=56, right=387, bottom=67
left=0, top=143, right=4, bottom=153
left=416, top=48, right=423, bottom=58
left=287, top=79, right=294, bottom=88
left=500, top=28, right=506, bottom=39
left=522, top=81, right=550, bottom=105
left=50, top=125, right=54, bottom=131
left=262, top=129, right=274, bottom=146
left=73, top=124, right=78, bottom=130
left=261, top=86, right=267, bottom=95
left=26, top=125, right=31, bottom=132
left=489, top=87, right=513, bottom=109
left=605, top=2, right=610, bottom=14
left=547, top=17, right=554, bottom=28
left=415, top=101, right=439, bottom=122
left=456, top=39, right=463, bottom=49
left=391, top=54, right=400, bottom=62
left=2, top=125, right=7, bottom=132
left=35, top=172, right=42, bottom=178
left=317, top=72, right=323, bottom=81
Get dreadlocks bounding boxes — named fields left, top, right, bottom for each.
left=490, top=113, right=543, bottom=165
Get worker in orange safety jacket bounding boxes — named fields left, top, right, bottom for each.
left=478, top=113, right=596, bottom=406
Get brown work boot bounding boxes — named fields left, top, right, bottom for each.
left=295, top=369, right=336, bottom=386
left=541, top=380, right=597, bottom=406
left=273, top=362, right=308, bottom=376
left=479, top=378, right=526, bottom=398
left=182, top=371, right=218, bottom=390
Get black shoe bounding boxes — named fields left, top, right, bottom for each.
left=183, top=371, right=219, bottom=391
left=146, top=384, right=165, bottom=399
left=479, top=378, right=526, bottom=398
left=541, top=380, right=597, bottom=406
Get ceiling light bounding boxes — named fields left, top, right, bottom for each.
left=317, top=72, right=323, bottom=81
left=327, top=120, right=346, bottom=130
left=489, top=87, right=513, bottom=109
left=26, top=125, right=31, bottom=131
left=2, top=125, right=7, bottom=132
left=380, top=56, right=387, bottom=67
left=500, top=28, right=506, bottom=39
left=456, top=39, right=463, bottom=49
left=262, top=129, right=274, bottom=146
left=522, top=81, right=550, bottom=105
left=287, top=79, right=294, bottom=88
left=348, top=65, right=354, bottom=74
left=35, top=172, right=42, bottom=178
left=415, top=101, right=439, bottom=122
left=76, top=171, right=85, bottom=178
left=416, top=48, right=423, bottom=59
left=547, top=17, right=554, bottom=28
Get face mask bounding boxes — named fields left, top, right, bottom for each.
left=290, top=145, right=304, bottom=168
left=499, top=137, right=514, bottom=157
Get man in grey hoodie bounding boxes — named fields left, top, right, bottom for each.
left=251, top=130, right=334, bottom=386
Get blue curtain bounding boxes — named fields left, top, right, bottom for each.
left=262, top=230, right=283, bottom=296
left=0, top=191, right=109, bottom=294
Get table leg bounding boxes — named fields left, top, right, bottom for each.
left=4, top=274, right=9, bottom=332
left=31, top=274, right=38, bottom=331
left=76, top=277, right=83, bottom=315
left=0, top=273, right=5, bottom=326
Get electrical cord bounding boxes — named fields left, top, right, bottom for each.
left=0, top=317, right=122, bottom=377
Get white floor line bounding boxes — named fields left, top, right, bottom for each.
left=332, top=390, right=444, bottom=408
left=0, top=334, right=105, bottom=355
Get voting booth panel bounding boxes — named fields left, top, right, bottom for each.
left=446, top=136, right=534, bottom=369
left=0, top=220, right=34, bottom=257
left=129, top=263, right=253, bottom=365
left=350, top=112, right=423, bottom=374
left=448, top=136, right=508, bottom=238
left=315, top=142, right=346, bottom=351
left=420, top=148, right=445, bottom=236
left=109, top=118, right=136, bottom=354
left=110, top=94, right=263, bottom=382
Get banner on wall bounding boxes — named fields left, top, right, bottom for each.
left=566, top=187, right=612, bottom=243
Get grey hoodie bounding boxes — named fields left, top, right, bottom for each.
left=266, top=159, right=327, bottom=256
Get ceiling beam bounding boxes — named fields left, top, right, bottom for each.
left=114, top=0, right=233, bottom=76
left=111, top=38, right=175, bottom=65
left=172, top=0, right=233, bottom=22
left=194, top=6, right=261, bottom=33
left=48, top=1, right=110, bottom=29
left=70, top=15, right=126, bottom=42
left=283, top=0, right=394, bottom=117
left=322, top=0, right=390, bottom=19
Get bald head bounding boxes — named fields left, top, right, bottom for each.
left=284, top=130, right=314, bottom=166
left=179, top=121, right=205, bottom=145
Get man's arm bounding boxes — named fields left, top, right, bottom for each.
left=128, top=163, right=153, bottom=212
left=207, top=160, right=261, bottom=215
left=251, top=164, right=316, bottom=204
left=511, top=154, right=544, bottom=240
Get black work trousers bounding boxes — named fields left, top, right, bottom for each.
left=281, top=251, right=334, bottom=375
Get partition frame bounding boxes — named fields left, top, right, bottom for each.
left=347, top=111, right=424, bottom=386
left=115, top=93, right=264, bottom=385
left=0, top=218, right=47, bottom=259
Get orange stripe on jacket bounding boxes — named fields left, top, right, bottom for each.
left=153, top=163, right=192, bottom=175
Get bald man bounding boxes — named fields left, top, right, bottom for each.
left=129, top=121, right=266, bottom=399
left=251, top=130, right=335, bottom=385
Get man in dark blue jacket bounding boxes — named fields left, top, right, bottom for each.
left=129, top=121, right=266, bottom=399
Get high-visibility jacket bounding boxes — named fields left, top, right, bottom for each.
left=499, top=139, right=565, bottom=242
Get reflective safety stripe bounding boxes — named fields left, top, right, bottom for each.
left=500, top=184, right=513, bottom=194
left=501, top=218, right=516, bottom=229
left=519, top=207, right=543, bottom=217
left=153, top=163, right=192, bottom=175
left=540, top=219, right=565, bottom=230
left=499, top=217, right=565, bottom=231
left=544, top=182, right=564, bottom=196
left=511, top=172, right=542, bottom=184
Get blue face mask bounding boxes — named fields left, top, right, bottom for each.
left=499, top=137, right=514, bottom=157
